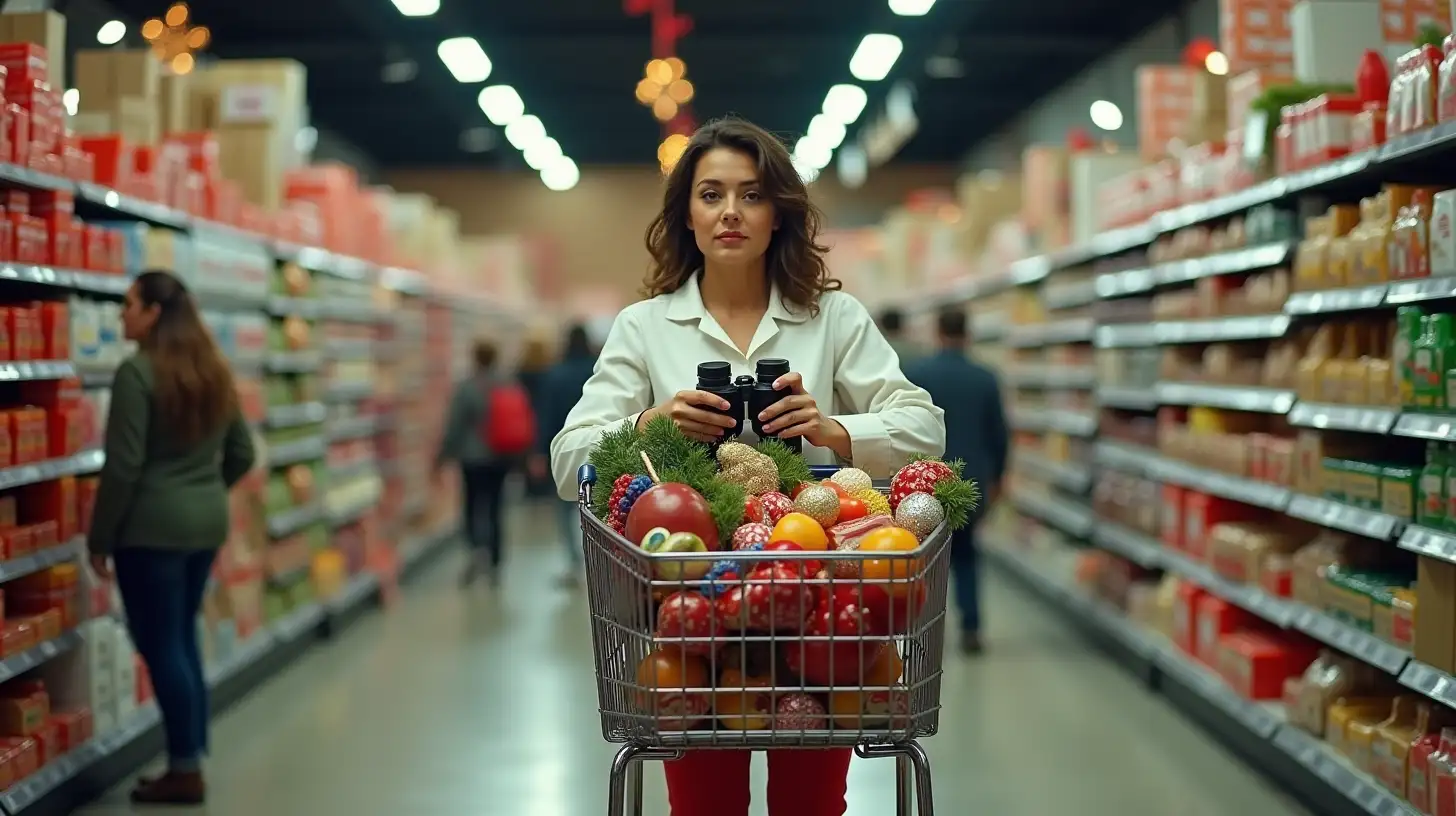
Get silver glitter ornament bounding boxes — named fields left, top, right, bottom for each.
left=829, top=467, right=873, bottom=495
left=894, top=492, right=944, bottom=540
left=793, top=485, right=841, bottom=527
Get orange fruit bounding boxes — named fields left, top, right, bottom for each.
left=715, top=669, right=773, bottom=730
left=865, top=646, right=904, bottom=686
left=859, top=527, right=922, bottom=596
left=636, top=648, right=711, bottom=730
left=828, top=686, right=911, bottom=731
left=820, top=480, right=851, bottom=498
left=771, top=512, right=829, bottom=551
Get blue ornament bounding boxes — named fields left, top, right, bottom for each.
left=703, top=559, right=741, bottom=598
left=617, top=475, right=654, bottom=516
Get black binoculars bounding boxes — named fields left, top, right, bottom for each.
left=695, top=358, right=802, bottom=453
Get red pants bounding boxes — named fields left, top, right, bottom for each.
left=663, top=748, right=853, bottom=816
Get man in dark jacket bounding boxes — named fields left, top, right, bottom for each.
left=533, top=324, right=599, bottom=587
left=903, top=308, right=1008, bottom=654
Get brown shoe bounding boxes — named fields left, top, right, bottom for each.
left=131, top=770, right=205, bottom=805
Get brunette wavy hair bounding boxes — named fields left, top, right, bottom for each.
left=131, top=270, right=238, bottom=446
left=643, top=118, right=840, bottom=315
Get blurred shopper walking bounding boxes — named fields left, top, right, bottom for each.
left=88, top=271, right=257, bottom=805
left=435, top=339, right=537, bottom=588
left=519, top=336, right=557, bottom=500
left=534, top=323, right=598, bottom=587
left=877, top=307, right=920, bottom=364
left=904, top=308, right=1008, bottom=655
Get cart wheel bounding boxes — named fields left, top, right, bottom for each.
left=606, top=744, right=682, bottom=816
left=856, top=741, right=936, bottom=815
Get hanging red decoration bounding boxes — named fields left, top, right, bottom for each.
left=1066, top=127, right=1096, bottom=152
left=1183, top=37, right=1217, bottom=68
left=624, top=0, right=697, bottom=143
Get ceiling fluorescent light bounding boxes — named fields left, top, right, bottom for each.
left=822, top=84, right=869, bottom=126
left=849, top=34, right=903, bottom=81
left=437, top=37, right=492, bottom=83
left=794, top=137, right=833, bottom=171
left=478, top=85, right=525, bottom=126
left=807, top=114, right=847, bottom=150
left=889, top=0, right=936, bottom=14
left=541, top=156, right=580, bottom=191
left=523, top=137, right=563, bottom=170
left=392, top=0, right=440, bottom=15
left=505, top=115, right=547, bottom=150
left=96, top=20, right=126, bottom=45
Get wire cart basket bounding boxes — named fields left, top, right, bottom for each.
left=578, top=463, right=951, bottom=816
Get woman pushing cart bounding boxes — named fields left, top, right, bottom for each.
left=550, top=117, right=956, bottom=816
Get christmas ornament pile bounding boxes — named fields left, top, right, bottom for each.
left=587, top=419, right=979, bottom=734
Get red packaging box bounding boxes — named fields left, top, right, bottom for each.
left=0, top=736, right=38, bottom=780
left=4, top=104, right=26, bottom=173
left=1184, top=493, right=1262, bottom=561
left=1161, top=484, right=1186, bottom=550
left=1173, top=580, right=1207, bottom=655
left=77, top=136, right=130, bottom=190
left=1217, top=631, right=1319, bottom=700
left=0, top=46, right=38, bottom=88
left=1195, top=595, right=1256, bottom=666
left=76, top=477, right=96, bottom=534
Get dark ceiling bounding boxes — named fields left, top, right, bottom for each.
left=87, top=0, right=1183, bottom=169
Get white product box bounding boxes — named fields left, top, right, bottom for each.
left=1432, top=190, right=1456, bottom=277
left=1292, top=0, right=1385, bottom=84
left=113, top=633, right=138, bottom=720
left=1069, top=153, right=1147, bottom=247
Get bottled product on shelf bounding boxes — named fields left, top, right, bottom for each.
left=0, top=10, right=540, bottom=812
left=888, top=26, right=1456, bottom=816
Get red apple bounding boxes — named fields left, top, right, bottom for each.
left=626, top=482, right=721, bottom=551
left=856, top=580, right=926, bottom=635
left=655, top=591, right=718, bottom=656
left=764, top=540, right=822, bottom=577
left=786, top=597, right=886, bottom=686
left=742, top=563, right=816, bottom=632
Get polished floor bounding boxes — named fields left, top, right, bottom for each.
left=80, top=504, right=1308, bottom=815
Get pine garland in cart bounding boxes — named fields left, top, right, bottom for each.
left=587, top=418, right=978, bottom=733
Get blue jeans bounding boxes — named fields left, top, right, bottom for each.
left=558, top=500, right=582, bottom=573
left=114, top=548, right=218, bottom=770
left=950, top=524, right=980, bottom=633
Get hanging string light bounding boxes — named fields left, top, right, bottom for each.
left=636, top=57, right=694, bottom=122
left=141, top=3, right=210, bottom=75
left=657, top=133, right=690, bottom=174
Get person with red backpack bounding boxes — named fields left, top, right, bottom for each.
left=434, top=339, right=537, bottom=587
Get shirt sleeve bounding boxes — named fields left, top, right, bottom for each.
left=549, top=308, right=653, bottom=500
left=826, top=294, right=946, bottom=478
left=88, top=360, right=150, bottom=556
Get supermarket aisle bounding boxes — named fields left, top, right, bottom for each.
left=80, top=508, right=1307, bottom=815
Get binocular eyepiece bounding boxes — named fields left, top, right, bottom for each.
left=695, top=358, right=801, bottom=453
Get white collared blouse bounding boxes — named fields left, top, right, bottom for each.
left=549, top=274, right=946, bottom=500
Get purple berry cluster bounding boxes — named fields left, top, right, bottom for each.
left=616, top=475, right=654, bottom=516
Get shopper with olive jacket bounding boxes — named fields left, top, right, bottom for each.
left=87, top=270, right=256, bottom=806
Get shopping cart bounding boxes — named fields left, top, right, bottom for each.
left=578, top=463, right=951, bottom=816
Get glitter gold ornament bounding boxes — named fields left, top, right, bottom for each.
left=894, top=492, right=944, bottom=541
left=853, top=488, right=891, bottom=517
left=793, top=485, right=841, bottom=527
left=829, top=467, right=873, bottom=495
left=717, top=442, right=780, bottom=496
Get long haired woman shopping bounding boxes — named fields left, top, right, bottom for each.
left=551, top=118, right=945, bottom=816
left=87, top=271, right=256, bottom=805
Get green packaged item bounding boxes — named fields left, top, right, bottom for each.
left=1382, top=465, right=1419, bottom=520
left=1324, top=568, right=1373, bottom=629
left=1398, top=306, right=1423, bottom=409
left=1414, top=313, right=1454, bottom=410
left=1322, top=458, right=1350, bottom=501
left=1342, top=461, right=1383, bottom=510
left=1421, top=442, right=1448, bottom=528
